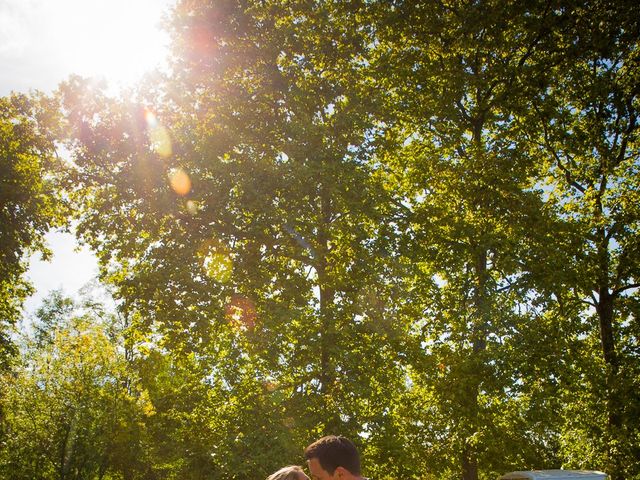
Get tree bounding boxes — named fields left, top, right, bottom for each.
left=59, top=1, right=408, bottom=477
left=0, top=291, right=151, bottom=480
left=524, top=2, right=640, bottom=477
left=32, top=289, right=74, bottom=347
left=0, top=92, right=65, bottom=370
left=38, top=1, right=639, bottom=478
left=365, top=1, right=572, bottom=477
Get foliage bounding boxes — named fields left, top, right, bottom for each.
left=0, top=93, right=66, bottom=370
left=364, top=1, right=575, bottom=477
left=0, top=291, right=151, bottom=480
left=1, top=1, right=638, bottom=479
left=58, top=1, right=408, bottom=478
left=521, top=2, right=640, bottom=477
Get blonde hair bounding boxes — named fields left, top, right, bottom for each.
left=266, top=465, right=306, bottom=480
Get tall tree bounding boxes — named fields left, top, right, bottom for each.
left=0, top=291, right=151, bottom=480
left=0, top=92, right=65, bottom=370
left=60, top=1, right=408, bottom=477
left=366, top=1, right=570, bottom=477
left=524, top=2, right=640, bottom=477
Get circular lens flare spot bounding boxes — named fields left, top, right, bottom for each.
left=203, top=252, right=232, bottom=283
left=265, top=381, right=278, bottom=392
left=186, top=200, right=200, bottom=215
left=144, top=110, right=158, bottom=128
left=168, top=168, right=191, bottom=196
left=198, top=239, right=233, bottom=283
left=145, top=109, right=172, bottom=157
left=149, top=125, right=172, bottom=157
left=225, top=295, right=256, bottom=331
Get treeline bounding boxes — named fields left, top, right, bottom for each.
left=1, top=0, right=639, bottom=479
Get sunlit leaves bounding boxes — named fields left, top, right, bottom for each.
left=145, top=109, right=173, bottom=157
left=0, top=292, right=149, bottom=479
left=199, top=239, right=233, bottom=284
left=522, top=3, right=640, bottom=476
left=0, top=92, right=66, bottom=369
left=10, top=1, right=636, bottom=479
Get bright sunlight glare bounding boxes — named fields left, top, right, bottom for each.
left=0, top=0, right=173, bottom=92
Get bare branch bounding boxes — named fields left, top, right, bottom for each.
left=615, top=100, right=637, bottom=167
left=613, top=283, right=640, bottom=296
left=534, top=104, right=587, bottom=194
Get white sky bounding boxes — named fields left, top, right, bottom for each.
left=0, top=0, right=174, bottom=314
left=0, top=0, right=173, bottom=95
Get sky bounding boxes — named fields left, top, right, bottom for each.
left=0, top=0, right=174, bottom=314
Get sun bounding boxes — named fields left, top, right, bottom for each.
left=38, top=0, right=173, bottom=89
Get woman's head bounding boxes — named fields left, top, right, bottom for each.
left=266, top=465, right=309, bottom=480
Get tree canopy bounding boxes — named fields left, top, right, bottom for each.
left=0, top=92, right=66, bottom=371
left=1, top=1, right=638, bottom=479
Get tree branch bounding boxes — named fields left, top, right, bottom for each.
left=615, top=100, right=637, bottom=167
left=612, top=283, right=640, bottom=296
left=534, top=103, right=587, bottom=194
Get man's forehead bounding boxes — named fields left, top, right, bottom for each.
left=307, top=457, right=325, bottom=474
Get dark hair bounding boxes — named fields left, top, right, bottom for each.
left=304, top=435, right=361, bottom=475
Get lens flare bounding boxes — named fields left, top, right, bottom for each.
left=225, top=295, right=256, bottom=331
left=168, top=168, right=191, bottom=196
left=265, top=381, right=278, bottom=392
left=145, top=109, right=172, bottom=157
left=201, top=248, right=232, bottom=284
left=198, top=239, right=233, bottom=283
left=149, top=125, right=172, bottom=157
left=186, top=200, right=200, bottom=215
left=204, top=252, right=232, bottom=283
left=144, top=110, right=158, bottom=128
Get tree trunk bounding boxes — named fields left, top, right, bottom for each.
left=317, top=184, right=337, bottom=432
left=462, top=440, right=479, bottom=480
left=461, top=248, right=489, bottom=480
left=594, top=220, right=623, bottom=480
left=596, top=286, right=622, bottom=480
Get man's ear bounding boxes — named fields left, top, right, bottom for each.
left=334, top=466, right=347, bottom=479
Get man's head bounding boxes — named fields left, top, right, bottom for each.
left=304, top=436, right=361, bottom=480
